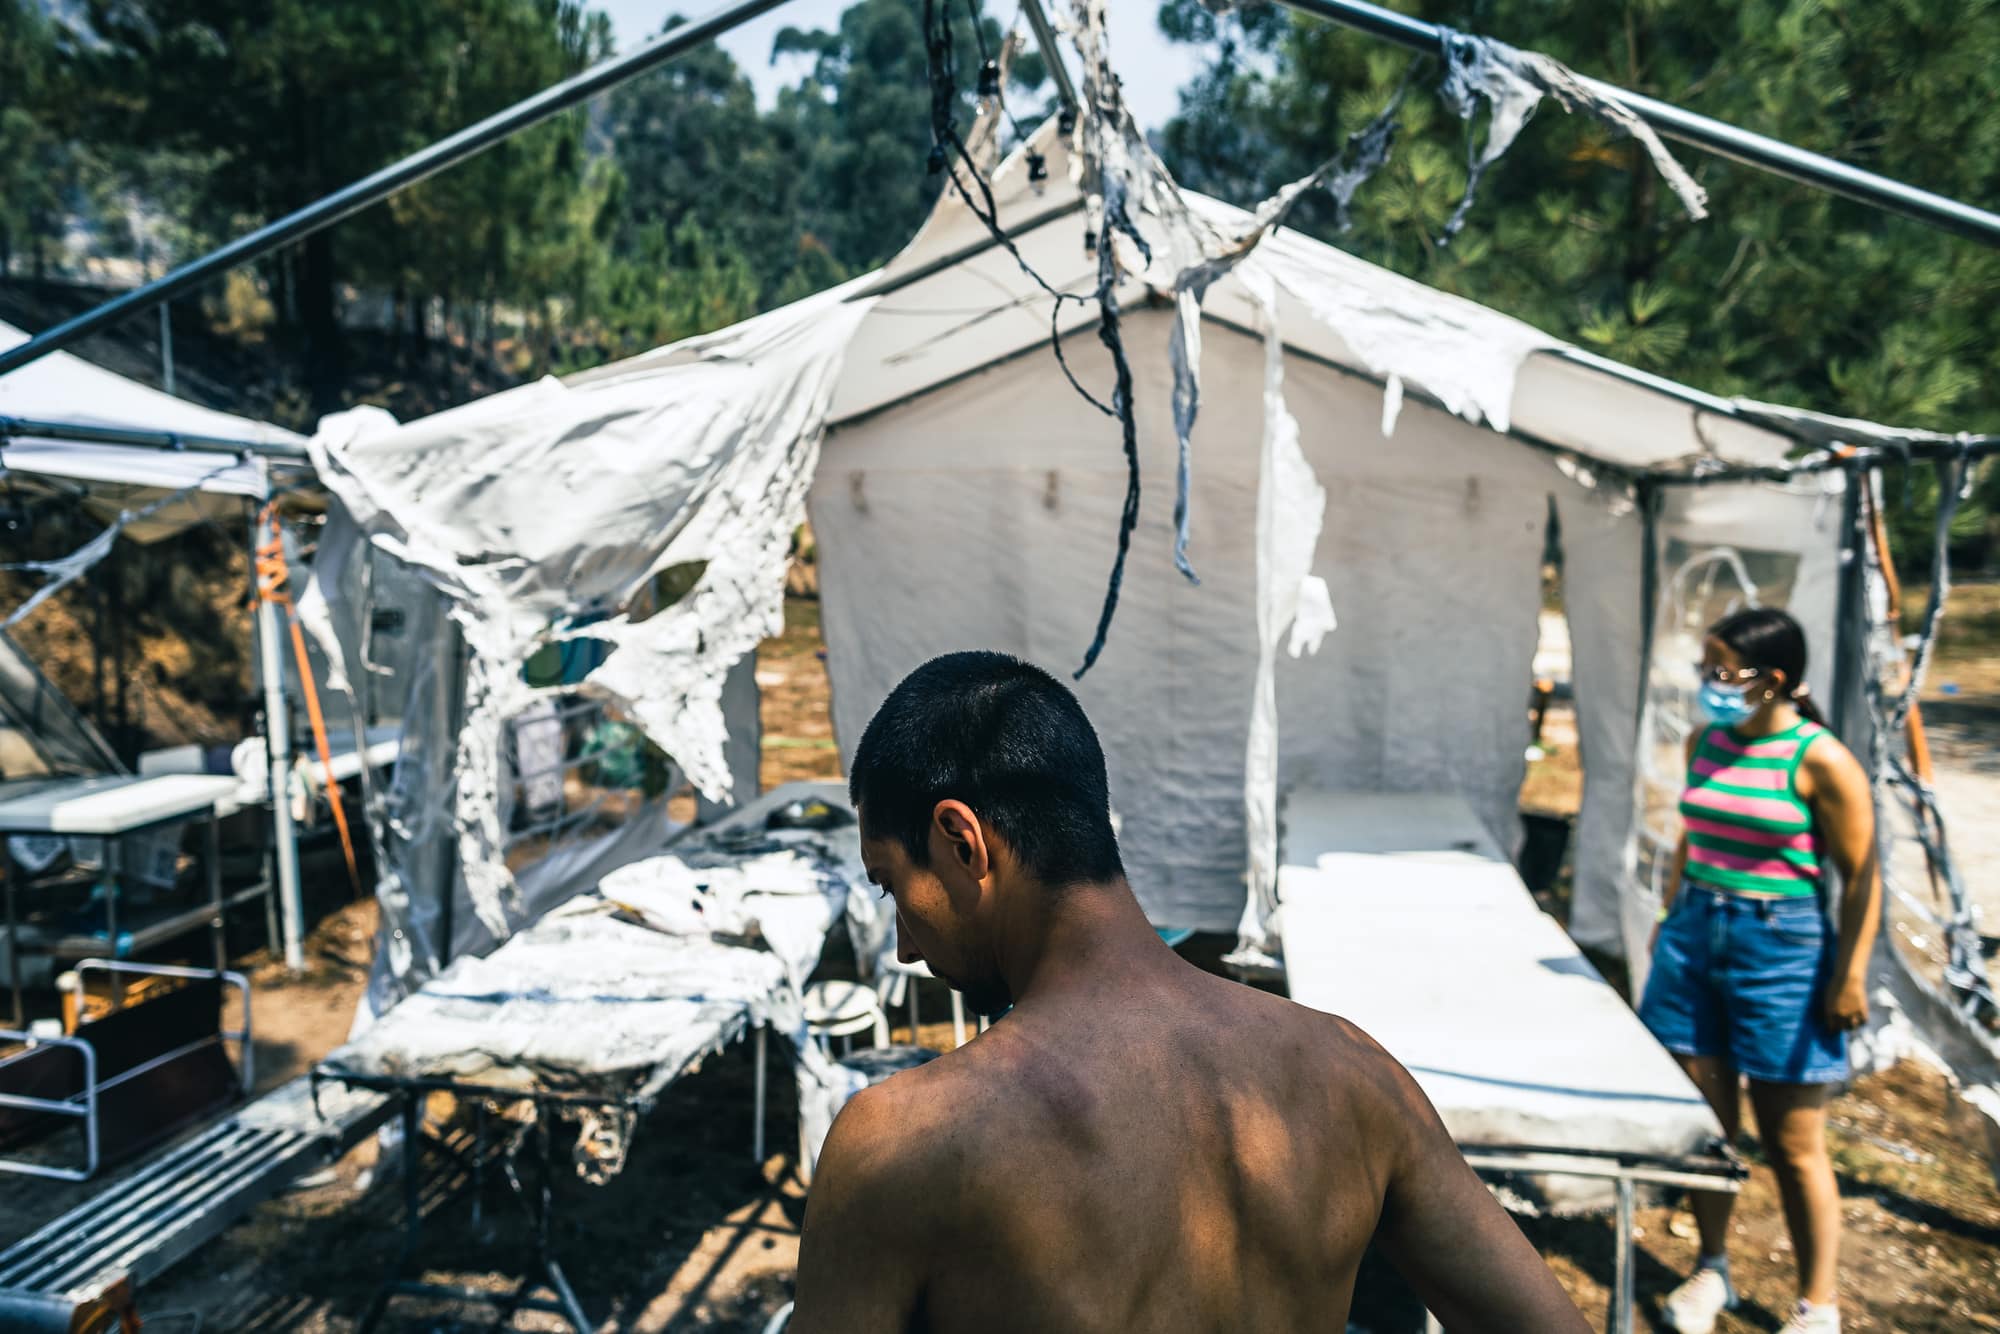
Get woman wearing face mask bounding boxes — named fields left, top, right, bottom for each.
left=1641, top=606, right=1880, bottom=1334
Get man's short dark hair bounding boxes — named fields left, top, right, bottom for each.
left=849, top=651, right=1125, bottom=886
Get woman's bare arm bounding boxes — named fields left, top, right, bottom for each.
left=1801, top=736, right=1880, bottom=1031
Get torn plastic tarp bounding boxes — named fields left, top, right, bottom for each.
left=1227, top=263, right=1334, bottom=972
left=0, top=456, right=252, bottom=630
left=1438, top=28, right=1709, bottom=242
left=310, top=281, right=876, bottom=942
left=1057, top=0, right=1577, bottom=961
left=1065, top=0, right=1405, bottom=589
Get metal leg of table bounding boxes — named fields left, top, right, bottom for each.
left=261, top=847, right=280, bottom=957
left=103, top=840, right=120, bottom=964
left=5, top=866, right=20, bottom=1029
left=356, top=1094, right=424, bottom=1334
left=753, top=1026, right=768, bottom=1165
left=101, top=840, right=125, bottom=1011
left=473, top=1100, right=488, bottom=1233
left=205, top=812, right=226, bottom=973
left=1613, top=1174, right=1637, bottom=1334
left=951, top=991, right=966, bottom=1048
left=349, top=1086, right=593, bottom=1334
left=531, top=1117, right=591, bottom=1332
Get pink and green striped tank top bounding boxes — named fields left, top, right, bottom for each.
left=1680, top=720, right=1826, bottom=897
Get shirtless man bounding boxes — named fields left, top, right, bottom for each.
left=794, top=652, right=1589, bottom=1334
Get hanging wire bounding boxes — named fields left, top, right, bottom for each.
left=922, top=0, right=1156, bottom=676
left=925, top=0, right=1107, bottom=408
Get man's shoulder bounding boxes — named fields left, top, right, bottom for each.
left=1225, top=980, right=1430, bottom=1123
left=1227, top=974, right=1407, bottom=1068
left=818, top=1050, right=990, bottom=1185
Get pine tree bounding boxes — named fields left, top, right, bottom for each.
left=1155, top=0, right=2000, bottom=567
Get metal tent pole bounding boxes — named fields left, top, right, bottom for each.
left=0, top=0, right=801, bottom=382
left=1018, top=0, right=1079, bottom=116
left=1272, top=0, right=2000, bottom=247
left=0, top=415, right=309, bottom=460
left=254, top=507, right=306, bottom=972
left=158, top=303, right=175, bottom=396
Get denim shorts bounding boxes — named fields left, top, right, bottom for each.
left=1638, top=881, right=1849, bottom=1085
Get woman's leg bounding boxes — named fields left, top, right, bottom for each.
left=1675, top=1053, right=1742, bottom=1257
left=1747, top=1079, right=1840, bottom=1306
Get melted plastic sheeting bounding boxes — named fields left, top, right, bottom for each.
left=0, top=455, right=251, bottom=630
left=310, top=286, right=875, bottom=941
left=1438, top=29, right=1708, bottom=242
left=1065, top=0, right=1406, bottom=593
left=324, top=898, right=867, bottom=1178
left=597, top=823, right=871, bottom=991
left=1227, top=264, right=1332, bottom=970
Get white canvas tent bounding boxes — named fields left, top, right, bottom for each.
left=310, top=120, right=1871, bottom=994
left=288, top=56, right=1998, bottom=1215
left=807, top=126, right=1848, bottom=968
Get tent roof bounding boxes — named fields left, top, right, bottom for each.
left=556, top=119, right=1927, bottom=481
left=824, top=123, right=1803, bottom=472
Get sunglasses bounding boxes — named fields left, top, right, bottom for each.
left=1694, top=663, right=1764, bottom=685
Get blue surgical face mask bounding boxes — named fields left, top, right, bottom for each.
left=1698, top=680, right=1757, bottom=727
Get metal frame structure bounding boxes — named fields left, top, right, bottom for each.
left=311, top=1055, right=768, bottom=1334
left=0, top=790, right=246, bottom=1028
left=1451, top=1145, right=1747, bottom=1334
left=0, top=414, right=305, bottom=462
left=0, top=960, right=250, bottom=1182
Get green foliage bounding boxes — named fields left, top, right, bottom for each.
left=1156, top=0, right=2000, bottom=568
left=0, top=4, right=55, bottom=273
left=574, top=0, right=1034, bottom=365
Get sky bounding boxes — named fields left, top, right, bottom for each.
left=590, top=0, right=1208, bottom=131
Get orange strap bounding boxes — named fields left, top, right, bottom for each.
left=256, top=503, right=363, bottom=900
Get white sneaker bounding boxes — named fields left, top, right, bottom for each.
left=1661, top=1267, right=1739, bottom=1334
left=1777, top=1300, right=1841, bottom=1333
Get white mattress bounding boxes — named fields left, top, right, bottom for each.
left=1281, top=793, right=1723, bottom=1162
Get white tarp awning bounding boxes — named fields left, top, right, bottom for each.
left=0, top=318, right=302, bottom=541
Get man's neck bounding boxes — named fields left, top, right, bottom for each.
left=994, top=876, right=1176, bottom=1009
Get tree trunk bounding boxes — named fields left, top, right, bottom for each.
left=28, top=207, right=46, bottom=282
left=300, top=228, right=342, bottom=416
left=393, top=284, right=409, bottom=371
left=409, top=292, right=428, bottom=368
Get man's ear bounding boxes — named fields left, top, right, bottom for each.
left=932, top=800, right=992, bottom=882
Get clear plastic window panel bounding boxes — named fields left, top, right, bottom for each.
left=1630, top=540, right=1802, bottom=926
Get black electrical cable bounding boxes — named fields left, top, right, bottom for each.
left=923, top=0, right=1147, bottom=677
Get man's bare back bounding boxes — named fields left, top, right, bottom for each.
left=792, top=652, right=1587, bottom=1333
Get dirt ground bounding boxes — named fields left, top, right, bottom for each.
left=10, top=591, right=1998, bottom=1331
